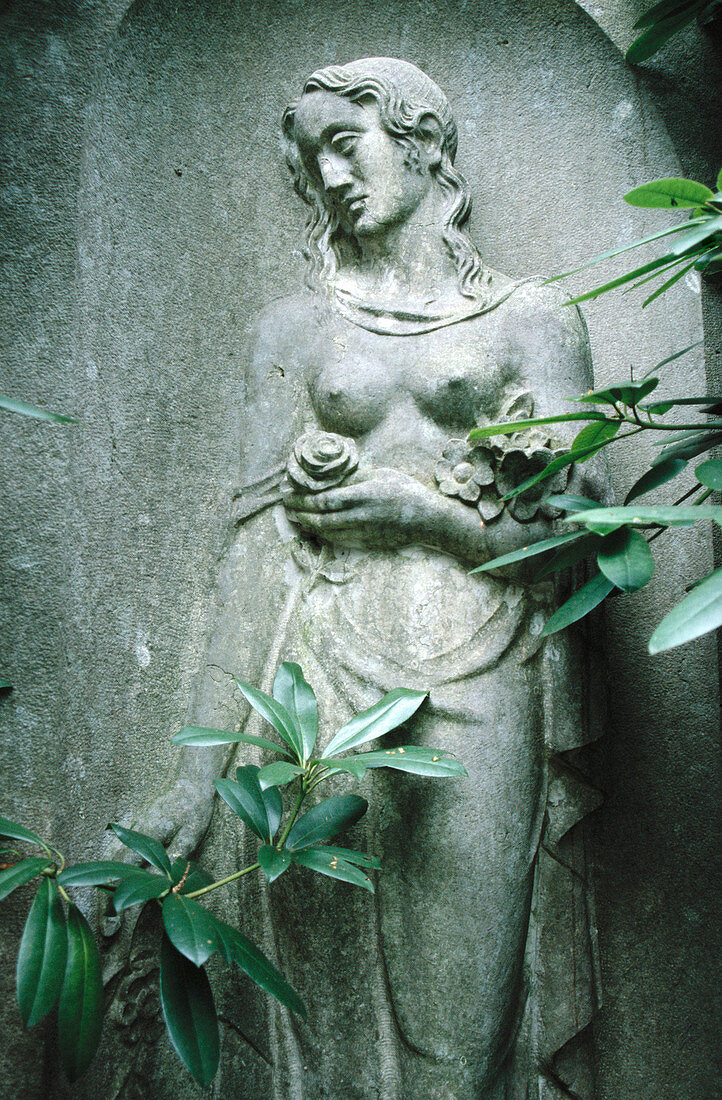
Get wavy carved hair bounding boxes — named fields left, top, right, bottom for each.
left=281, top=58, right=486, bottom=298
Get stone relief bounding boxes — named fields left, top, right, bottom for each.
left=117, top=56, right=604, bottom=1099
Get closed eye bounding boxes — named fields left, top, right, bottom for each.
left=330, top=131, right=359, bottom=156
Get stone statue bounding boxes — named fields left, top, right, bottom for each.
left=124, top=57, right=603, bottom=1100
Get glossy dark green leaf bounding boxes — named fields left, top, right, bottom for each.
left=213, top=918, right=305, bottom=1016
left=171, top=726, right=289, bottom=755
left=285, top=794, right=368, bottom=851
left=540, top=573, right=615, bottom=636
left=571, top=419, right=620, bottom=454
left=233, top=677, right=303, bottom=762
left=107, top=823, right=172, bottom=876
left=575, top=377, right=659, bottom=406
left=534, top=534, right=603, bottom=580
left=169, top=858, right=214, bottom=896
left=642, top=259, right=697, bottom=306
left=321, top=689, right=428, bottom=759
left=258, top=845, right=292, bottom=883
left=0, top=816, right=48, bottom=850
left=317, top=758, right=368, bottom=780
left=642, top=396, right=722, bottom=414
left=17, top=877, right=67, bottom=1027
left=261, top=784, right=283, bottom=840
left=215, top=767, right=270, bottom=842
left=695, top=458, right=722, bottom=490
left=653, top=430, right=722, bottom=465
left=311, top=845, right=381, bottom=870
left=470, top=531, right=585, bottom=574
left=0, top=858, right=52, bottom=901
left=257, top=761, right=304, bottom=789
left=468, top=411, right=605, bottom=441
left=272, top=662, right=318, bottom=761
left=668, top=215, right=722, bottom=257
left=545, top=494, right=600, bottom=512
left=597, top=528, right=655, bottom=592
left=58, top=861, right=142, bottom=888
left=626, top=8, right=701, bottom=62
left=111, top=870, right=169, bottom=913
left=566, top=255, right=678, bottom=305
left=0, top=394, right=75, bottom=423
left=697, top=246, right=722, bottom=273
left=649, top=566, right=722, bottom=653
left=291, top=849, right=374, bottom=892
left=162, top=894, right=220, bottom=967
left=624, top=177, right=714, bottom=209
left=624, top=458, right=687, bottom=504
left=565, top=505, right=722, bottom=526
left=57, top=904, right=103, bottom=1081
left=159, top=932, right=219, bottom=1087
left=353, top=746, right=468, bottom=778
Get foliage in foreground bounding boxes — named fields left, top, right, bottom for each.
left=625, top=0, right=721, bottom=64
left=1, top=664, right=465, bottom=1085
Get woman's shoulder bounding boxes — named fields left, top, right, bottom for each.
left=251, top=289, right=330, bottom=352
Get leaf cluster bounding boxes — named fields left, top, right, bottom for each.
left=626, top=0, right=720, bottom=64
left=2, top=664, right=466, bottom=1086
left=472, top=350, right=722, bottom=652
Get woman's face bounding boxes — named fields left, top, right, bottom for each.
left=292, top=90, right=434, bottom=239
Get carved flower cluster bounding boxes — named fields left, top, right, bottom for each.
left=435, top=389, right=569, bottom=524
left=282, top=431, right=359, bottom=494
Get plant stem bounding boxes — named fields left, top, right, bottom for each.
left=276, top=780, right=307, bottom=849
left=57, top=883, right=71, bottom=904
left=185, top=862, right=260, bottom=900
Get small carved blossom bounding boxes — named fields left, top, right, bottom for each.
left=435, top=440, right=495, bottom=503
left=282, top=430, right=359, bottom=494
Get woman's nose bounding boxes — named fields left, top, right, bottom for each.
left=318, top=153, right=353, bottom=194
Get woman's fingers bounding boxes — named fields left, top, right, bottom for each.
left=284, top=484, right=368, bottom=513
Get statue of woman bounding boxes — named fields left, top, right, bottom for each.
left=134, top=57, right=602, bottom=1100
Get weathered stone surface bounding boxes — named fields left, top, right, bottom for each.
left=0, top=2, right=719, bottom=1098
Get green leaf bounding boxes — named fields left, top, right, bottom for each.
left=654, top=430, right=722, bottom=465
left=624, top=177, right=715, bottom=209
left=353, top=746, right=468, bottom=778
left=565, top=505, right=722, bottom=526
left=162, top=894, right=220, bottom=967
left=643, top=395, right=722, bottom=413
left=566, top=255, right=680, bottom=305
left=718, top=167, right=722, bottom=193
left=171, top=726, right=289, bottom=755
left=58, top=861, right=143, bottom=888
left=0, top=394, right=76, bottom=423
left=468, top=411, right=605, bottom=441
left=111, top=870, right=169, bottom=913
left=215, top=767, right=270, bottom=842
left=695, top=459, right=722, bottom=490
left=624, top=458, right=687, bottom=503
left=668, top=215, right=722, bottom=257
left=159, top=932, right=219, bottom=1088
left=310, top=845, right=382, bottom=870
left=257, top=761, right=305, bottom=789
left=57, top=904, right=103, bottom=1082
left=291, top=849, right=374, bottom=892
left=316, top=758, right=368, bottom=781
left=501, top=441, right=608, bottom=500
left=0, top=816, right=48, bottom=851
left=107, top=823, right=172, bottom=877
left=641, top=339, right=704, bottom=378
left=541, top=573, right=615, bottom=636
left=321, top=689, right=428, bottom=759
left=0, top=858, right=52, bottom=901
left=548, top=219, right=706, bottom=282
left=597, top=528, right=655, bottom=592
left=213, top=919, right=305, bottom=1017
left=169, top=859, right=214, bottom=896
left=470, top=531, right=585, bottom=574
left=649, top=566, right=722, bottom=653
left=534, top=534, right=603, bottom=580
left=258, top=845, right=292, bottom=883
left=233, top=677, right=303, bottom=762
left=285, top=794, right=368, bottom=851
left=272, top=662, right=318, bottom=761
left=571, top=419, right=620, bottom=454
left=545, top=494, right=600, bottom=512
left=643, top=259, right=697, bottom=306
left=575, top=378, right=659, bottom=406
left=634, top=0, right=704, bottom=25
left=626, top=8, right=701, bottom=63
left=17, top=877, right=67, bottom=1028
left=260, top=783, right=282, bottom=841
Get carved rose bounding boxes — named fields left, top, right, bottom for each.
left=283, top=431, right=359, bottom=493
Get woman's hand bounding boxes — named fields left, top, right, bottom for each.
left=283, top=468, right=444, bottom=550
